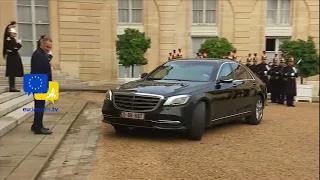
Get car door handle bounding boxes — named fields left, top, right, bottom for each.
left=252, top=82, right=256, bottom=85
left=233, top=84, right=237, bottom=87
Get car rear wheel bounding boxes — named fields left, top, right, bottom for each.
left=187, top=101, right=206, bottom=141
left=113, top=125, right=130, bottom=134
left=245, top=95, right=264, bottom=125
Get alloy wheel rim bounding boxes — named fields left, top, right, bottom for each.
left=256, top=99, right=263, bottom=121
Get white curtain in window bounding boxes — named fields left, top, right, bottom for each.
left=17, top=6, right=32, bottom=22
left=118, top=0, right=129, bottom=22
left=36, top=24, right=50, bottom=38
left=279, top=0, right=291, bottom=24
left=35, top=0, right=48, bottom=6
left=266, top=0, right=278, bottom=24
left=35, top=7, right=49, bottom=23
left=17, top=0, right=31, bottom=5
left=17, top=24, right=33, bottom=40
left=193, top=0, right=203, bottom=23
left=205, top=10, right=216, bottom=23
left=20, top=41, right=34, bottom=57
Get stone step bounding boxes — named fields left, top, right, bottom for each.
left=0, top=81, right=89, bottom=90
left=0, top=91, right=26, bottom=104
left=0, top=100, right=51, bottom=137
left=0, top=94, right=34, bottom=117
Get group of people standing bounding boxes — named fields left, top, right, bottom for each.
left=168, top=49, right=183, bottom=61
left=3, top=21, right=54, bottom=134
left=245, top=51, right=298, bottom=107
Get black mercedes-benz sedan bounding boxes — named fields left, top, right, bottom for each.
left=102, top=59, right=267, bottom=140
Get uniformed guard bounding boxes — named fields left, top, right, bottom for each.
left=261, top=51, right=267, bottom=62
left=201, top=49, right=207, bottom=58
left=246, top=53, right=252, bottom=68
left=232, top=49, right=237, bottom=61
left=172, top=50, right=177, bottom=59
left=268, top=54, right=280, bottom=103
left=2, top=23, right=24, bottom=92
left=227, top=51, right=233, bottom=60
left=2, top=21, right=16, bottom=59
left=277, top=53, right=286, bottom=104
left=282, top=53, right=298, bottom=107
left=168, top=52, right=173, bottom=61
left=250, top=53, right=259, bottom=74
left=177, top=49, right=183, bottom=58
left=256, top=53, right=270, bottom=87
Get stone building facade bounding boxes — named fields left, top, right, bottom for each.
left=0, top=0, right=319, bottom=84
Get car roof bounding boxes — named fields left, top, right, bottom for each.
left=168, top=58, right=237, bottom=64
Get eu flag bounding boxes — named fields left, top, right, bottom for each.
left=23, top=74, right=48, bottom=95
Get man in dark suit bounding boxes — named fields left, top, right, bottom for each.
left=30, top=37, right=53, bottom=134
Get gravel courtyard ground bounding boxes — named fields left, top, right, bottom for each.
left=39, top=92, right=319, bottom=180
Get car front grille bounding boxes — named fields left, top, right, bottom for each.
left=113, top=93, right=162, bottom=112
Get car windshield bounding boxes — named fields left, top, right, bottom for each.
left=146, top=61, right=215, bottom=82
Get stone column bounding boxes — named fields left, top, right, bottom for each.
left=0, top=1, right=16, bottom=66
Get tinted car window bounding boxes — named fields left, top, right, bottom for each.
left=146, top=61, right=216, bottom=82
left=230, top=63, right=253, bottom=80
left=217, top=63, right=233, bottom=80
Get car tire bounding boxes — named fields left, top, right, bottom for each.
left=113, top=125, right=130, bottom=134
left=187, top=101, right=206, bottom=141
left=245, top=95, right=264, bottom=125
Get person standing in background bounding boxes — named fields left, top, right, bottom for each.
left=282, top=54, right=298, bottom=107
left=168, top=52, right=173, bottom=61
left=232, top=50, right=237, bottom=61
left=277, top=53, right=286, bottom=104
left=268, top=54, right=280, bottom=103
left=246, top=53, right=252, bottom=68
left=177, top=49, right=183, bottom=58
left=250, top=53, right=259, bottom=74
left=2, top=22, right=24, bottom=92
left=172, top=50, right=177, bottom=59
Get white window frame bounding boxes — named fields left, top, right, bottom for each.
left=16, top=0, right=50, bottom=59
left=267, top=0, right=292, bottom=25
left=192, top=0, right=217, bottom=24
left=118, top=0, right=143, bottom=24
left=265, top=37, right=291, bottom=63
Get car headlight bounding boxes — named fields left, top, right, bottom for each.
left=105, top=90, right=112, bottom=100
left=163, top=95, right=191, bottom=106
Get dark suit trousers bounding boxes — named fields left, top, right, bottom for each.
left=286, top=95, right=294, bottom=106
left=32, top=99, right=45, bottom=130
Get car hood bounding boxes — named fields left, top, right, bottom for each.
left=116, top=79, right=210, bottom=96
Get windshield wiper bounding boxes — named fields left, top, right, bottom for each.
left=146, top=77, right=162, bottom=80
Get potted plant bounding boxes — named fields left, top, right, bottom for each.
left=279, top=36, right=319, bottom=102
left=116, top=28, right=151, bottom=82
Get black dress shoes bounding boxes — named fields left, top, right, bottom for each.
left=31, top=125, right=50, bottom=132
left=9, top=88, right=20, bottom=92
left=34, top=128, right=52, bottom=135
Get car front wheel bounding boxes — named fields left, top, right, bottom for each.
left=187, top=101, right=206, bottom=141
left=245, top=95, right=264, bottom=125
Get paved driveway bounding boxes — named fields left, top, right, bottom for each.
left=39, top=92, right=319, bottom=180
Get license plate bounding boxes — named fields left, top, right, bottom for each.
left=120, top=111, right=145, bottom=120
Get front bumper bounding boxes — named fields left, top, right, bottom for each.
left=101, top=99, right=196, bottom=130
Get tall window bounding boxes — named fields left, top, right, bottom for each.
left=118, top=0, right=143, bottom=23
left=267, top=0, right=291, bottom=25
left=16, top=0, right=50, bottom=57
left=265, top=37, right=291, bottom=63
left=192, top=0, right=217, bottom=24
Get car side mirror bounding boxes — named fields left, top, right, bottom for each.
left=217, top=76, right=234, bottom=83
left=140, top=72, right=148, bottom=78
